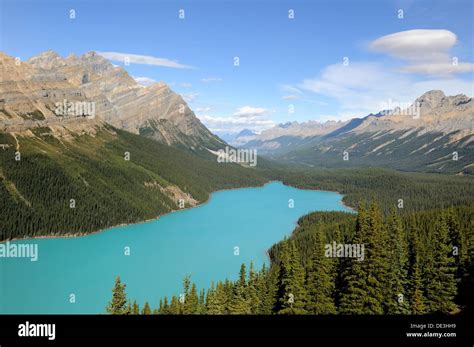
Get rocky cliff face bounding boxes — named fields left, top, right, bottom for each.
left=354, top=90, right=474, bottom=135
left=0, top=50, right=224, bottom=149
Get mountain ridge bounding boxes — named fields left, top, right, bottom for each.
left=238, top=90, right=473, bottom=174
left=0, top=50, right=225, bottom=151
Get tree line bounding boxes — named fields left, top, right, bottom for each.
left=106, top=203, right=474, bottom=315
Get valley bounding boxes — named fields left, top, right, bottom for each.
left=0, top=49, right=473, bottom=318
left=0, top=0, right=473, bottom=342
left=235, top=91, right=474, bottom=174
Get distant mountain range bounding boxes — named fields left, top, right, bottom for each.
left=237, top=90, right=474, bottom=174
left=216, top=129, right=259, bottom=147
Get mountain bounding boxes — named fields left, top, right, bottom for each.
left=237, top=128, right=257, bottom=137
left=0, top=50, right=225, bottom=152
left=351, top=90, right=473, bottom=135
left=0, top=50, right=268, bottom=241
left=241, top=120, right=351, bottom=154
left=239, top=91, right=474, bottom=174
left=215, top=128, right=259, bottom=147
left=0, top=123, right=267, bottom=241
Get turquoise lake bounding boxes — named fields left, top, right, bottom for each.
left=0, top=181, right=350, bottom=314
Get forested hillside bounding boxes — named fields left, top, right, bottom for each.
left=0, top=125, right=266, bottom=241
left=107, top=204, right=474, bottom=315
left=3, top=128, right=474, bottom=243
left=268, top=167, right=474, bottom=214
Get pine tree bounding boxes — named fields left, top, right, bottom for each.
left=340, top=201, right=389, bottom=314
left=255, top=263, right=277, bottom=314
left=364, top=201, right=388, bottom=314
left=446, top=208, right=463, bottom=260
left=169, top=295, right=180, bottom=314
left=385, top=208, right=410, bottom=314
left=125, top=302, right=132, bottom=315
left=159, top=297, right=169, bottom=314
left=445, top=208, right=466, bottom=285
left=408, top=229, right=426, bottom=314
left=305, top=231, right=336, bottom=314
left=424, top=214, right=457, bottom=313
left=458, top=218, right=474, bottom=311
left=132, top=300, right=140, bottom=315
left=106, top=276, right=129, bottom=315
left=142, top=302, right=152, bottom=315
left=184, top=283, right=199, bottom=314
left=180, top=275, right=198, bottom=314
left=206, top=282, right=227, bottom=314
left=339, top=203, right=369, bottom=314
left=229, top=264, right=251, bottom=314
left=198, top=288, right=206, bottom=314
left=247, top=262, right=261, bottom=314
left=332, top=225, right=345, bottom=309
left=276, top=240, right=307, bottom=314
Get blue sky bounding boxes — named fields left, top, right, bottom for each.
left=1, top=0, right=473, bottom=133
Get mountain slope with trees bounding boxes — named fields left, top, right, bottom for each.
left=0, top=125, right=267, bottom=241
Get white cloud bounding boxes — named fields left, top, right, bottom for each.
left=369, top=29, right=474, bottom=76
left=233, top=106, right=270, bottom=118
left=133, top=76, right=157, bottom=86
left=97, top=51, right=193, bottom=69
left=279, top=84, right=303, bottom=95
left=401, top=62, right=474, bottom=75
left=201, top=77, right=222, bottom=83
left=195, top=107, right=212, bottom=113
left=180, top=92, right=199, bottom=103
left=169, top=81, right=193, bottom=88
left=298, top=62, right=472, bottom=117
left=370, top=29, right=456, bottom=61
left=412, top=78, right=474, bottom=98
left=290, top=29, right=473, bottom=119
left=299, top=62, right=408, bottom=114
left=196, top=105, right=274, bottom=132
left=282, top=95, right=301, bottom=100
left=198, top=114, right=275, bottom=133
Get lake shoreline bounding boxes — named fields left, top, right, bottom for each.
left=2, top=180, right=355, bottom=244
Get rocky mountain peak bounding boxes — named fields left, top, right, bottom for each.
left=415, top=90, right=446, bottom=109
left=449, top=94, right=471, bottom=106
left=79, top=51, right=115, bottom=75
left=0, top=50, right=224, bottom=151
left=27, top=50, right=65, bottom=69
